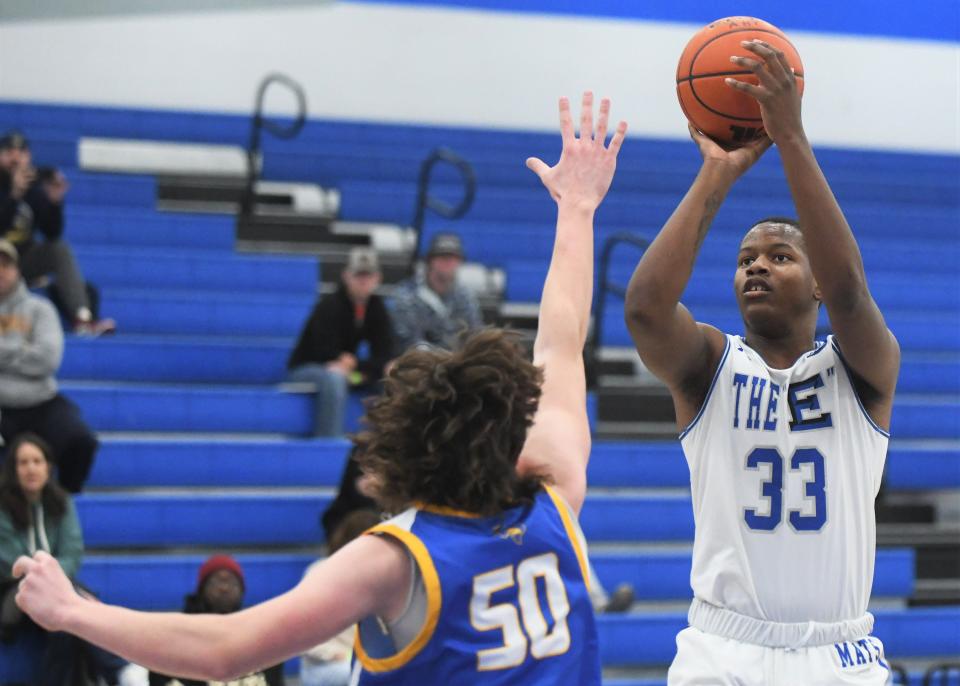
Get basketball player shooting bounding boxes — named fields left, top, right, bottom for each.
left=11, top=92, right=626, bottom=685
left=625, top=39, right=900, bottom=685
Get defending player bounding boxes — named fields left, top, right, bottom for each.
left=624, top=40, right=900, bottom=685
left=11, top=92, right=626, bottom=685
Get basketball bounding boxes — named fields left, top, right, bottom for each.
left=676, top=16, right=804, bottom=146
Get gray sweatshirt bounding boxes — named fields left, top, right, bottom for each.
left=0, top=281, right=63, bottom=408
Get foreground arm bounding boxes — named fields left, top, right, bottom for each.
left=625, top=129, right=769, bottom=426
left=730, top=40, right=899, bottom=423
left=15, top=535, right=409, bottom=681
left=517, top=92, right=626, bottom=514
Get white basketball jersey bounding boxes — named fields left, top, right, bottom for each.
left=681, top=334, right=889, bottom=624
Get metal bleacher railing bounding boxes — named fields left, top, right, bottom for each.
left=591, top=232, right=650, bottom=383
left=240, top=72, right=307, bottom=218
left=408, top=147, right=476, bottom=273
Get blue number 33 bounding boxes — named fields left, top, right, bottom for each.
left=744, top=447, right=826, bottom=532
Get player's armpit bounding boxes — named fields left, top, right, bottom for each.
left=192, top=534, right=412, bottom=679
left=626, top=303, right=727, bottom=428
left=831, top=312, right=900, bottom=430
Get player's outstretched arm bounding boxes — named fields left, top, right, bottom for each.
left=517, top=92, right=626, bottom=515
left=13, top=536, right=410, bottom=680
left=729, top=39, right=900, bottom=425
left=624, top=125, right=770, bottom=428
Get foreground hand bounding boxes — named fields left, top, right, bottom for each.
left=727, top=39, right=805, bottom=145
left=527, top=91, right=627, bottom=211
left=13, top=552, right=79, bottom=632
left=689, top=123, right=771, bottom=178
left=338, top=352, right=358, bottom=371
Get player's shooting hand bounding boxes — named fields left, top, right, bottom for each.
left=13, top=551, right=81, bottom=632
left=727, top=39, right=805, bottom=145
left=689, top=123, right=771, bottom=179
left=526, top=92, right=627, bottom=212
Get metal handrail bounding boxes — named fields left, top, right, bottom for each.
left=409, top=147, right=476, bottom=274
left=241, top=73, right=307, bottom=217
left=592, top=232, right=650, bottom=359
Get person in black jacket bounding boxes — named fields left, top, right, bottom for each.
left=0, top=132, right=115, bottom=335
left=287, top=247, right=394, bottom=436
left=148, top=555, right=284, bottom=686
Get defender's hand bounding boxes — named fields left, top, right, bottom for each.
left=526, top=91, right=627, bottom=211
left=13, top=552, right=80, bottom=632
left=727, top=39, right=805, bottom=145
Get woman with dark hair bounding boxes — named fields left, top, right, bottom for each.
left=13, top=92, right=628, bottom=685
left=0, top=432, right=84, bottom=684
left=0, top=433, right=128, bottom=685
left=0, top=432, right=81, bottom=626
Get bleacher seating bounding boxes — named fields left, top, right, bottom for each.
left=0, top=101, right=957, bottom=684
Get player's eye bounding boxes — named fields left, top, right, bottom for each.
left=739, top=257, right=754, bottom=267
left=773, top=254, right=790, bottom=262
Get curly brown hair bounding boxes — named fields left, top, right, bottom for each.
left=354, top=328, right=544, bottom=517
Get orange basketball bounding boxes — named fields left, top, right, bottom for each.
left=676, top=16, right=804, bottom=146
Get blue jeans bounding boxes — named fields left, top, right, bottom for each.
left=301, top=658, right=352, bottom=686
left=287, top=364, right=349, bottom=437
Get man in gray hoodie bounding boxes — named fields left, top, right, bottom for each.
left=0, top=239, right=97, bottom=493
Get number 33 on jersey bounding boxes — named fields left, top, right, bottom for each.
left=681, top=334, right=889, bottom=624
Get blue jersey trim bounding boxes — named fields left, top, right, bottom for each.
left=829, top=339, right=891, bottom=438
left=806, top=340, right=829, bottom=358
left=679, top=335, right=731, bottom=441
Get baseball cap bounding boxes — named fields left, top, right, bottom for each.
left=346, top=247, right=380, bottom=275
left=0, top=131, right=29, bottom=151
left=0, top=239, right=19, bottom=264
left=197, top=554, right=245, bottom=591
left=426, top=233, right=465, bottom=260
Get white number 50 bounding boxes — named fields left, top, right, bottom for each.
left=469, top=553, right=572, bottom=671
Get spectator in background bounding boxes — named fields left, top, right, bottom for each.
left=390, top=232, right=483, bottom=353
left=0, top=131, right=115, bottom=336
left=0, top=239, right=99, bottom=493
left=287, top=247, right=394, bottom=437
left=0, top=433, right=128, bottom=685
left=319, top=446, right=376, bottom=543
left=148, top=555, right=285, bottom=686
left=300, top=509, right=381, bottom=686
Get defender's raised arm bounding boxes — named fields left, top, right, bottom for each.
left=518, top=92, right=626, bottom=514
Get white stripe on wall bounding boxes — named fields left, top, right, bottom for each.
left=0, top=3, right=956, bottom=153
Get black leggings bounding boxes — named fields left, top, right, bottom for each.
left=0, top=394, right=98, bottom=494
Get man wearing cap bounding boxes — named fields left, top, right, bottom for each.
left=148, top=555, right=284, bottom=686
left=390, top=232, right=483, bottom=353
left=0, top=238, right=99, bottom=494
left=286, top=247, right=395, bottom=436
left=0, top=131, right=115, bottom=336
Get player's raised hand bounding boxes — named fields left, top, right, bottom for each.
left=689, top=122, right=771, bottom=178
left=526, top=91, right=627, bottom=211
left=727, top=39, right=805, bottom=145
left=13, top=551, right=81, bottom=632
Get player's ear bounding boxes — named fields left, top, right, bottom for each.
left=813, top=280, right=822, bottom=305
